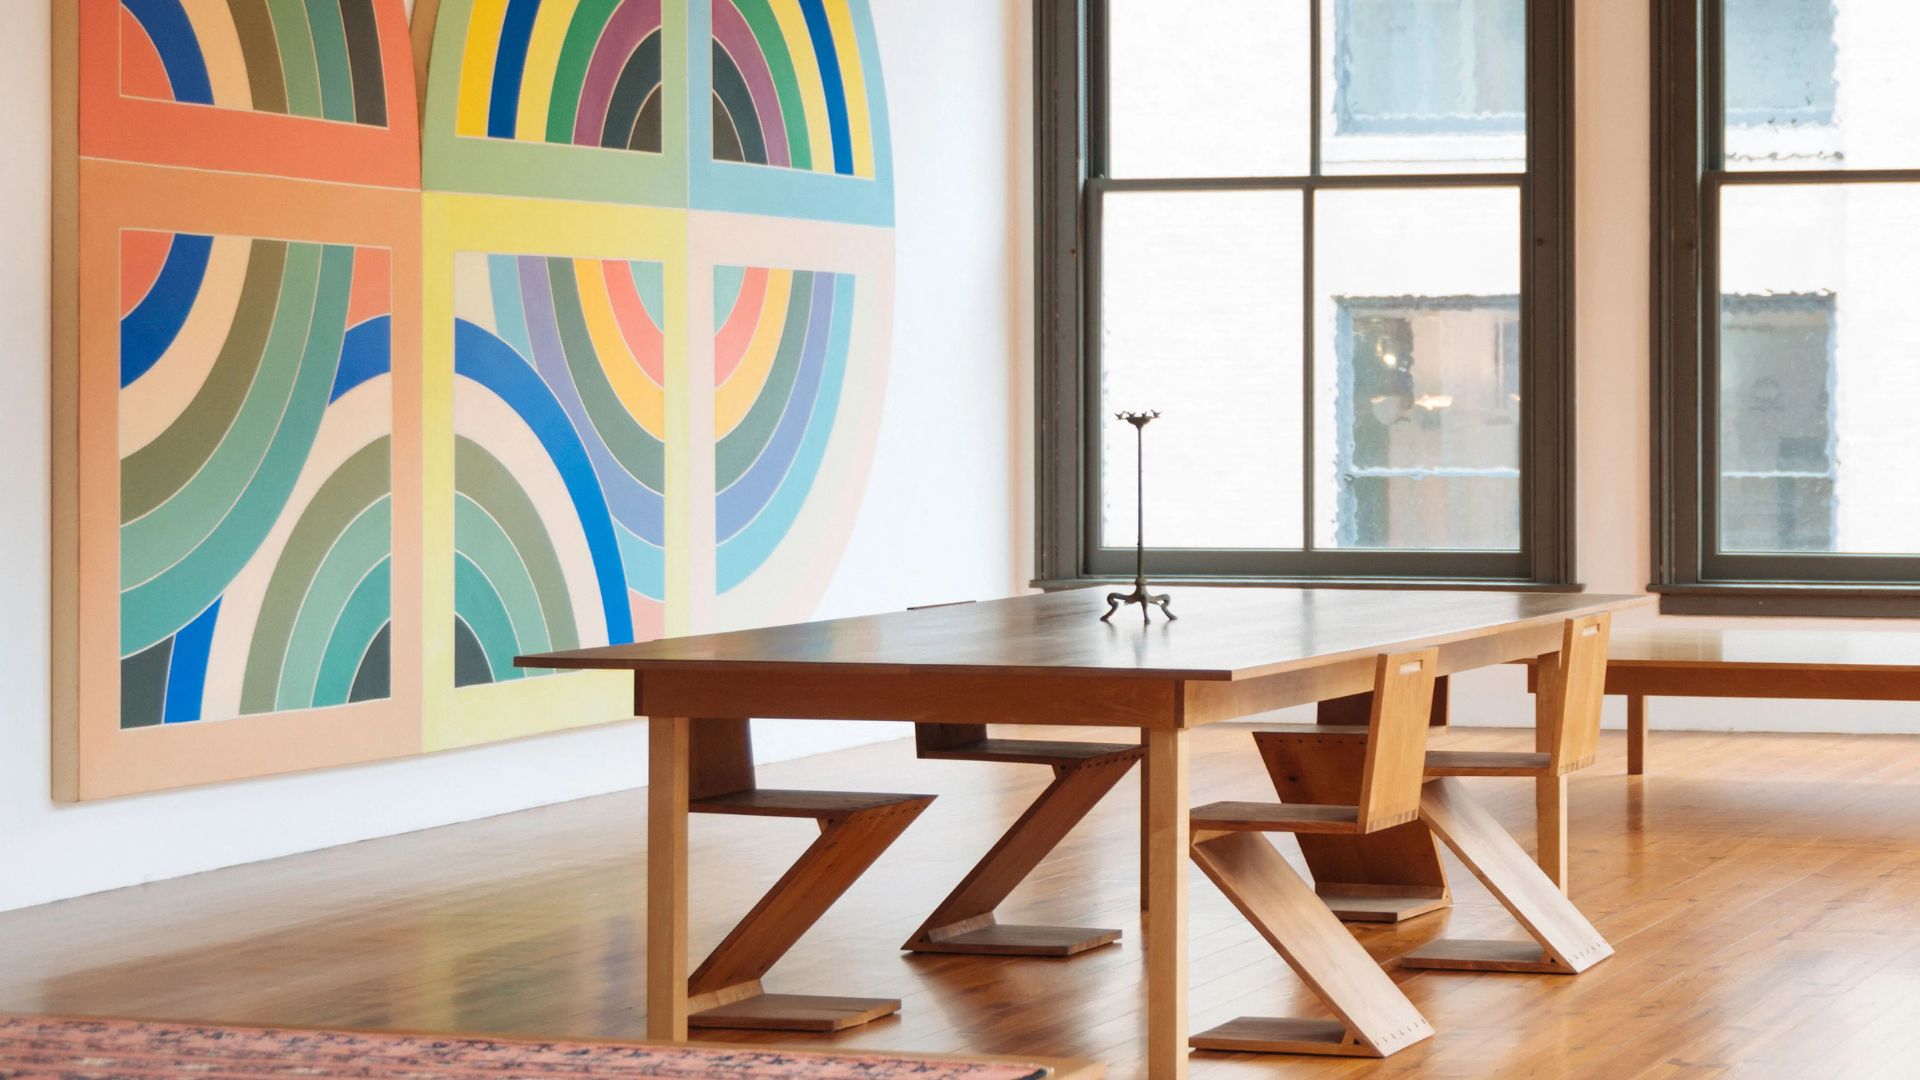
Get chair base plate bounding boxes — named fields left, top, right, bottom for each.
left=1191, top=1016, right=1417, bottom=1058
left=906, top=923, right=1121, bottom=957
left=1318, top=890, right=1451, bottom=924
left=1401, top=937, right=1597, bottom=974
left=688, top=993, right=901, bottom=1032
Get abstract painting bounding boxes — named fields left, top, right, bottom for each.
left=713, top=265, right=854, bottom=593
left=453, top=0, right=667, bottom=153
left=79, top=0, right=419, bottom=186
left=115, top=0, right=393, bottom=124
left=56, top=0, right=891, bottom=798
left=451, top=251, right=670, bottom=683
left=420, top=0, right=688, bottom=207
left=419, top=194, right=684, bottom=752
left=689, top=0, right=891, bottom=224
left=710, top=0, right=878, bottom=178
left=118, top=231, right=396, bottom=727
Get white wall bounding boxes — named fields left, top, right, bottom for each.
left=0, top=0, right=1029, bottom=914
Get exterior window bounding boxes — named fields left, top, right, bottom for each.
left=1718, top=295, right=1838, bottom=554
left=1333, top=0, right=1525, bottom=135
left=1725, top=0, right=1838, bottom=131
left=1655, top=0, right=1920, bottom=613
left=1034, top=1, right=1572, bottom=584
left=1334, top=297, right=1522, bottom=550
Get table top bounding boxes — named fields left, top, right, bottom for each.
left=521, top=587, right=1649, bottom=683
left=1609, top=627, right=1920, bottom=671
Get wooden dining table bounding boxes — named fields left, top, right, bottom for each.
left=521, top=585, right=1649, bottom=1078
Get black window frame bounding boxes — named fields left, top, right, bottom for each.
left=1652, top=0, right=1920, bottom=616
left=1034, top=0, right=1576, bottom=589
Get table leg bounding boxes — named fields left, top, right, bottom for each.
left=1139, top=750, right=1151, bottom=912
left=647, top=715, right=691, bottom=1042
left=1144, top=727, right=1189, bottom=1079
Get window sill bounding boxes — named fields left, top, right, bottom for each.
left=1653, top=583, right=1920, bottom=618
left=1032, top=576, right=1586, bottom=594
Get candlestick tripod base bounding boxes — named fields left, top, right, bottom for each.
left=1102, top=582, right=1176, bottom=624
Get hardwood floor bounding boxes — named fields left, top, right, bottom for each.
left=5, top=724, right=1920, bottom=1078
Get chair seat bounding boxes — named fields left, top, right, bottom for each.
left=1424, top=750, right=1552, bottom=777
left=692, top=789, right=936, bottom=822
left=916, top=738, right=1142, bottom=767
left=1191, top=800, right=1361, bottom=836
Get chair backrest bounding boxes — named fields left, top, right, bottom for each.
left=1356, top=648, right=1442, bottom=832
left=1542, top=613, right=1613, bottom=773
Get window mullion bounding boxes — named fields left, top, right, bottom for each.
left=1303, top=0, right=1323, bottom=551
left=1302, top=188, right=1318, bottom=553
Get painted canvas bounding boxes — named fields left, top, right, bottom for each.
left=712, top=265, right=855, bottom=594
left=56, top=0, right=892, bottom=798
left=452, top=0, right=667, bottom=152
left=450, top=252, right=671, bottom=682
left=117, top=232, right=396, bottom=727
left=709, top=0, right=879, bottom=178
left=80, top=0, right=420, bottom=186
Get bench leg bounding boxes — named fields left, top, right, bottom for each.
left=1627, top=695, right=1648, bottom=776
left=1536, top=772, right=1568, bottom=893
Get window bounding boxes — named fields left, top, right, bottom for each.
left=1655, top=0, right=1920, bottom=614
left=1718, top=295, right=1837, bottom=554
left=1035, top=1, right=1572, bottom=585
left=1333, top=0, right=1526, bottom=136
left=1333, top=296, right=1522, bottom=550
left=1725, top=0, right=1837, bottom=132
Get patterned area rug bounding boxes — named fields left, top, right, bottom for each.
left=0, top=1016, right=1053, bottom=1079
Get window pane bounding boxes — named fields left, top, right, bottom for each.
left=1313, top=188, right=1522, bottom=549
left=1107, top=0, right=1310, bottom=178
left=1718, top=184, right=1920, bottom=554
left=1324, top=0, right=1526, bottom=175
left=1725, top=1, right=1920, bottom=170
left=1099, top=191, right=1305, bottom=549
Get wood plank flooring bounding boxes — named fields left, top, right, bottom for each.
left=4, top=725, right=1919, bottom=1078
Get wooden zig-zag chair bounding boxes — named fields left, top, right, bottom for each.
left=900, top=601, right=1145, bottom=957
left=1185, top=648, right=1441, bottom=1058
left=685, top=718, right=935, bottom=1031
left=1250, top=614, right=1617, bottom=976
left=1423, top=612, right=1614, bottom=890
left=1396, top=612, right=1615, bottom=973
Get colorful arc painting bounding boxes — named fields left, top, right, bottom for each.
left=57, top=0, right=892, bottom=799
left=714, top=265, right=855, bottom=593
left=451, top=251, right=670, bottom=686
left=118, top=230, right=395, bottom=728
left=454, top=0, right=666, bottom=152
left=117, top=0, right=394, bottom=126
left=710, top=0, right=876, bottom=178
left=80, top=0, right=420, bottom=188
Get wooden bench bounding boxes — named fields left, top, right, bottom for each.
left=1531, top=628, right=1920, bottom=775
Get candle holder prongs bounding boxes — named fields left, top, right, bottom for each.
left=1103, top=410, right=1175, bottom=624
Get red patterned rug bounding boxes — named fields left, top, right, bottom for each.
left=0, top=1016, right=1055, bottom=1079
